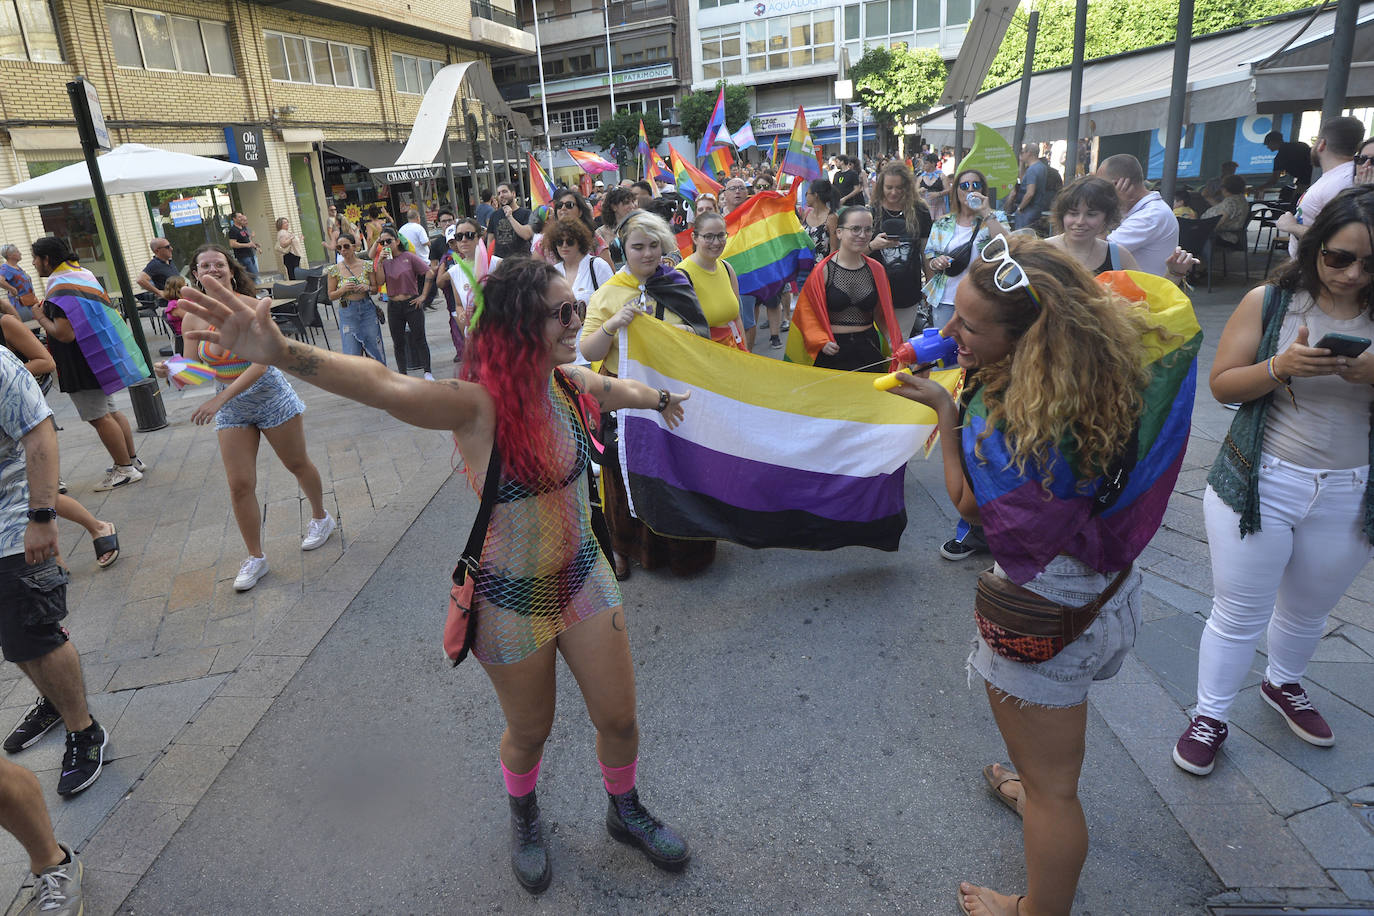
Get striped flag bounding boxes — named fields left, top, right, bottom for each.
left=637, top=118, right=652, bottom=159
left=732, top=123, right=757, bottom=150
left=615, top=317, right=947, bottom=550
left=527, top=153, right=556, bottom=218
left=699, top=87, right=728, bottom=162
left=42, top=265, right=149, bottom=393
left=647, top=149, right=673, bottom=183
left=780, top=106, right=821, bottom=181
left=706, top=145, right=735, bottom=179
left=567, top=148, right=618, bottom=175
left=720, top=184, right=813, bottom=300
left=670, top=147, right=721, bottom=199
left=769, top=135, right=779, bottom=169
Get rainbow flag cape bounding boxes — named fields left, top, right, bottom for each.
left=780, top=106, right=821, bottom=182
left=732, top=123, right=757, bottom=150
left=637, top=119, right=652, bottom=159
left=719, top=184, right=813, bottom=300
left=527, top=153, right=556, bottom=219
left=615, top=316, right=942, bottom=550
left=699, top=88, right=728, bottom=161
left=670, top=148, right=721, bottom=198
left=964, top=270, right=1201, bottom=584
left=42, top=264, right=149, bottom=394
left=567, top=148, right=618, bottom=175
left=706, top=145, right=734, bottom=179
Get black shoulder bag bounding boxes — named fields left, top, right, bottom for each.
left=443, top=440, right=501, bottom=666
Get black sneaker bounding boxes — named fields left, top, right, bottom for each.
left=606, top=788, right=690, bottom=871
left=769, top=335, right=782, bottom=350
left=57, top=721, right=107, bottom=797
left=940, top=529, right=989, bottom=561
left=4, top=697, right=61, bottom=752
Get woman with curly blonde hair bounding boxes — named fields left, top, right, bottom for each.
left=891, top=235, right=1199, bottom=916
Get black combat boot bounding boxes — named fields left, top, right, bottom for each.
left=508, top=790, right=551, bottom=893
left=605, top=787, right=690, bottom=871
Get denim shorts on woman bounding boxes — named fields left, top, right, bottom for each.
left=0, top=555, right=71, bottom=663
left=214, top=366, right=305, bottom=431
left=967, top=554, right=1142, bottom=708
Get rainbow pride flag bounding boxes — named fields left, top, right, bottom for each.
left=567, top=148, right=618, bottom=175
left=614, top=316, right=942, bottom=550
left=718, top=184, right=814, bottom=301
left=647, top=149, right=673, bottom=184
left=964, top=270, right=1201, bottom=584
left=527, top=153, right=556, bottom=218
left=670, top=148, right=721, bottom=199
left=637, top=119, right=652, bottom=159
left=699, top=88, right=728, bottom=162
left=769, top=135, right=779, bottom=169
left=780, top=106, right=821, bottom=182
left=42, top=264, right=148, bottom=394
left=706, top=145, right=734, bottom=179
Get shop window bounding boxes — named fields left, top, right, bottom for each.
left=106, top=7, right=234, bottom=75
left=0, top=0, right=64, bottom=63
left=266, top=30, right=370, bottom=87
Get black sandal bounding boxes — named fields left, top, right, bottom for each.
left=92, top=528, right=119, bottom=569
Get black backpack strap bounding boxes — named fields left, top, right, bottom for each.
left=1090, top=421, right=1140, bottom=517
left=453, top=439, right=501, bottom=586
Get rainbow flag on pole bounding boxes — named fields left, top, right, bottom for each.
left=647, top=149, right=673, bottom=183
left=779, top=106, right=821, bottom=181
left=566, top=148, right=618, bottom=175
left=706, top=145, right=735, bottom=179
left=769, top=135, right=780, bottom=169
left=527, top=153, right=556, bottom=218
left=614, top=317, right=942, bottom=550
left=637, top=118, right=652, bottom=159
left=719, top=184, right=814, bottom=300
left=670, top=147, right=721, bottom=198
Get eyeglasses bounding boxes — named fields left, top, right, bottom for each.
left=337, top=243, right=354, bottom=250
left=556, top=200, right=578, bottom=210
left=1321, top=246, right=1374, bottom=274
left=696, top=232, right=727, bottom=243
left=840, top=225, right=874, bottom=236
left=154, top=244, right=171, bottom=251
left=725, top=184, right=746, bottom=191
left=979, top=234, right=1042, bottom=311
left=1355, top=154, right=1374, bottom=166
left=451, top=231, right=477, bottom=241
left=958, top=180, right=984, bottom=190
left=547, top=299, right=587, bottom=327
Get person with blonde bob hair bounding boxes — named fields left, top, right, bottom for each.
left=890, top=235, right=1196, bottom=916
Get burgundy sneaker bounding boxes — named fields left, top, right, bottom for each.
left=1261, top=680, right=1335, bottom=747
left=1172, top=715, right=1228, bottom=775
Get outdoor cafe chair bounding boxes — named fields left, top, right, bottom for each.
left=1177, top=215, right=1222, bottom=292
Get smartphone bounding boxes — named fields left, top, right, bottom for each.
left=1315, top=332, right=1371, bottom=358
left=881, top=218, right=909, bottom=242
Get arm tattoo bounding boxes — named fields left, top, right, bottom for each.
left=563, top=366, right=588, bottom=393
left=285, top=343, right=323, bottom=377
left=602, top=377, right=612, bottom=395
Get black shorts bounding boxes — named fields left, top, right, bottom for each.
left=0, top=555, right=70, bottom=663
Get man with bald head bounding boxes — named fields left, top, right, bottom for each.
left=1097, top=154, right=1179, bottom=277
left=136, top=238, right=180, bottom=300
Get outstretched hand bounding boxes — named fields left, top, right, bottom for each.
left=661, top=390, right=690, bottom=430
left=178, top=275, right=289, bottom=367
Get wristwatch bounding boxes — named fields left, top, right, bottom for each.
left=26, top=507, right=57, bottom=523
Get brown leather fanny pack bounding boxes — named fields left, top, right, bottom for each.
left=973, top=563, right=1132, bottom=664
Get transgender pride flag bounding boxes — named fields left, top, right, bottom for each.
left=615, top=318, right=952, bottom=551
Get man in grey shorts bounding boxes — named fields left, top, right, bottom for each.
left=29, top=237, right=146, bottom=492
left=0, top=348, right=107, bottom=800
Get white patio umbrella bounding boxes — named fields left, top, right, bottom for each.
left=0, top=142, right=257, bottom=209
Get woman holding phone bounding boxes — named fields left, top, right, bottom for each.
left=867, top=162, right=933, bottom=328
left=1173, top=186, right=1374, bottom=777
left=923, top=169, right=1009, bottom=331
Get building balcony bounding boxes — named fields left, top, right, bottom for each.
left=245, top=0, right=534, bottom=55
left=520, top=0, right=673, bottom=44
left=527, top=61, right=676, bottom=101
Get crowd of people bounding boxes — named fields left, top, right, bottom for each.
left=1, top=114, right=1373, bottom=914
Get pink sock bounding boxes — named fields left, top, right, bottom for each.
left=502, top=758, right=541, bottom=797
left=599, top=758, right=637, bottom=795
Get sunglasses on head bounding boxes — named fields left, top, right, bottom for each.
left=958, top=180, right=984, bottom=190
left=980, top=235, right=1042, bottom=311
left=451, top=231, right=477, bottom=241
left=547, top=299, right=587, bottom=327
left=1321, top=246, right=1374, bottom=274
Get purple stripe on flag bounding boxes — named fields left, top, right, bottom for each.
left=622, top=415, right=905, bottom=523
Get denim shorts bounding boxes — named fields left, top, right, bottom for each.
left=0, top=555, right=71, bottom=663
left=214, top=367, right=305, bottom=431
left=967, top=555, right=1142, bottom=708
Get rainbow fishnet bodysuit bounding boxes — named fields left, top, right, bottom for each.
left=467, top=374, right=620, bottom=664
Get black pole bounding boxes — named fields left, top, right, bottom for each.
left=1064, top=0, right=1087, bottom=179
left=1321, top=0, right=1359, bottom=125
left=66, top=79, right=152, bottom=369
left=1160, top=0, right=1194, bottom=206
left=1013, top=10, right=1039, bottom=158
left=955, top=102, right=966, bottom=164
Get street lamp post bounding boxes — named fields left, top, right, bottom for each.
left=530, top=0, right=555, bottom=170
left=835, top=78, right=853, bottom=157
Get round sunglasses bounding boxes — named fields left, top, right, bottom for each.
left=547, top=299, right=587, bottom=327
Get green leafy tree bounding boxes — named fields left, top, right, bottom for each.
left=678, top=81, right=752, bottom=146
left=982, top=0, right=1317, bottom=90
left=593, top=111, right=664, bottom=169
left=849, top=44, right=947, bottom=153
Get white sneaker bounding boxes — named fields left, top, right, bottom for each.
left=93, top=465, right=142, bottom=492
left=301, top=513, right=336, bottom=551
left=234, top=556, right=269, bottom=591
left=131, top=456, right=148, bottom=473
left=423, top=372, right=435, bottom=382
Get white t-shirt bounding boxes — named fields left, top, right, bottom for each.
left=398, top=222, right=430, bottom=253
left=556, top=255, right=614, bottom=304
left=0, top=348, right=54, bottom=559
left=1290, top=160, right=1356, bottom=258
left=1108, top=191, right=1179, bottom=277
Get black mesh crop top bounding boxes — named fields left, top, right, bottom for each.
left=825, top=261, right=878, bottom=326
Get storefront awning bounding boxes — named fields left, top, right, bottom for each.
left=323, top=141, right=408, bottom=172
left=918, top=3, right=1374, bottom=146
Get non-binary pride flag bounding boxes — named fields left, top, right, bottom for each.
left=615, top=318, right=942, bottom=551
left=780, top=106, right=821, bottom=181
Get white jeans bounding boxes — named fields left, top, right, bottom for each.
left=1196, top=454, right=1372, bottom=721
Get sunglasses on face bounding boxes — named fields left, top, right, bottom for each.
left=754, top=184, right=769, bottom=190
left=1321, top=246, right=1374, bottom=274
left=556, top=200, right=578, bottom=210
left=379, top=239, right=395, bottom=245
left=547, top=299, right=587, bottom=327
left=958, top=180, right=984, bottom=190
left=1355, top=154, right=1374, bottom=166
left=980, top=234, right=1042, bottom=311
left=451, top=231, right=477, bottom=241
left=337, top=243, right=354, bottom=250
